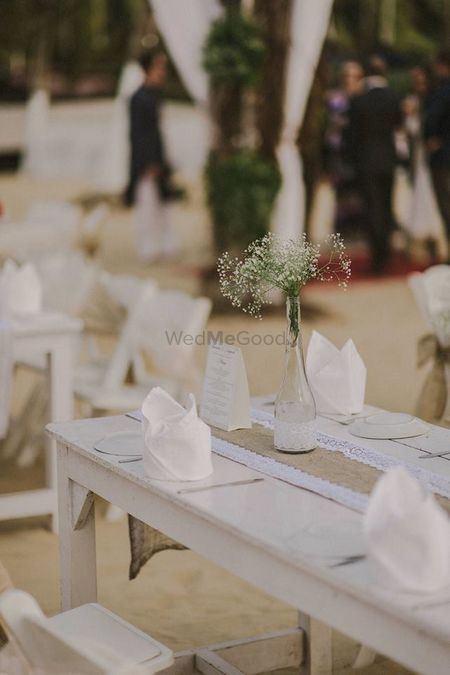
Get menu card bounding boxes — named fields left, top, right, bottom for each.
left=200, top=344, right=251, bottom=431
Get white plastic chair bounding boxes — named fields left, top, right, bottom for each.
left=0, top=589, right=173, bottom=675
left=34, top=252, right=99, bottom=316
left=0, top=201, right=81, bottom=263
left=74, top=288, right=212, bottom=413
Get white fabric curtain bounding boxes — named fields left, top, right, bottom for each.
left=21, top=89, right=50, bottom=175
left=149, top=0, right=222, bottom=104
left=272, top=0, right=334, bottom=240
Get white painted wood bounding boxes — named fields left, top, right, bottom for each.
left=196, top=650, right=243, bottom=675
left=298, top=613, right=332, bottom=675
left=48, top=414, right=450, bottom=675
left=0, top=488, right=55, bottom=520
left=0, top=589, right=173, bottom=674
left=0, top=314, right=81, bottom=529
left=163, top=629, right=302, bottom=675
left=57, top=443, right=97, bottom=611
left=213, top=628, right=302, bottom=673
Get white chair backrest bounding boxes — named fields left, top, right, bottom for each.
left=101, top=288, right=211, bottom=390
left=0, top=590, right=148, bottom=675
left=81, top=204, right=110, bottom=235
left=101, top=281, right=158, bottom=390
left=130, top=290, right=212, bottom=378
left=25, top=200, right=81, bottom=229
left=34, top=252, right=98, bottom=315
left=409, top=265, right=450, bottom=347
left=99, top=272, right=157, bottom=312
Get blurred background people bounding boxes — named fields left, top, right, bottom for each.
left=424, top=49, right=450, bottom=256
left=126, top=51, right=176, bottom=263
left=404, top=65, right=446, bottom=257
left=314, top=60, right=365, bottom=247
left=346, top=55, right=402, bottom=273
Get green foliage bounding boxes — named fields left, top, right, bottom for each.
left=206, top=151, right=281, bottom=251
left=202, top=10, right=266, bottom=87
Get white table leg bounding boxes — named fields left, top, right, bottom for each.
left=57, top=442, right=97, bottom=611
left=298, top=612, right=332, bottom=675
left=47, top=335, right=75, bottom=532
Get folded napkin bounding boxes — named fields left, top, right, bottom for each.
left=141, top=387, right=213, bottom=481
left=0, top=260, right=42, bottom=317
left=305, top=331, right=366, bottom=415
left=364, top=468, right=450, bottom=594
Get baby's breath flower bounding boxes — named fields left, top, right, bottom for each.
left=217, top=233, right=351, bottom=317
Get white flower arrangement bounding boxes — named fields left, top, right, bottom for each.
left=218, top=233, right=351, bottom=319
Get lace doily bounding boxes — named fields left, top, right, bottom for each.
left=250, top=408, right=450, bottom=502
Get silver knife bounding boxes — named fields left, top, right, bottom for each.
left=178, top=478, right=264, bottom=494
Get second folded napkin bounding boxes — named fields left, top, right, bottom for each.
left=364, top=468, right=450, bottom=594
left=141, top=387, right=213, bottom=481
left=305, top=331, right=366, bottom=415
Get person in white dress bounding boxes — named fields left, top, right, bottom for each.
left=406, top=66, right=448, bottom=261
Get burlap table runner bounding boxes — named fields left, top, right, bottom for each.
left=128, top=424, right=450, bottom=579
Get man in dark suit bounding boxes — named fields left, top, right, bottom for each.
left=424, top=49, right=450, bottom=250
left=126, top=51, right=177, bottom=261
left=346, top=56, right=402, bottom=273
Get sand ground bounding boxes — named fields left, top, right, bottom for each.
left=0, top=174, right=426, bottom=674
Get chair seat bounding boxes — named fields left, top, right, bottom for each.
left=48, top=603, right=173, bottom=673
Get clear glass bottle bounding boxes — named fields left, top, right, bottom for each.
left=274, top=295, right=317, bottom=453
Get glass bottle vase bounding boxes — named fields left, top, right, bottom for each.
left=274, top=295, right=317, bottom=453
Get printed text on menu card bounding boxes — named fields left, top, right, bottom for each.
left=200, top=344, right=251, bottom=431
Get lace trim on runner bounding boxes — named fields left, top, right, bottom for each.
left=250, top=408, right=450, bottom=501
left=211, top=436, right=368, bottom=513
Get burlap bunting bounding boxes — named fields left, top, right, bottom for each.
left=415, top=334, right=450, bottom=426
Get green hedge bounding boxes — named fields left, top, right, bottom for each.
left=206, top=150, right=281, bottom=252
left=203, top=10, right=265, bottom=87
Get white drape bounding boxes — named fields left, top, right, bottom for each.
left=21, top=89, right=50, bottom=175
left=272, top=0, right=334, bottom=240
left=149, top=0, right=222, bottom=104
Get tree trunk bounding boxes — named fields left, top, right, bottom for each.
left=357, top=0, right=378, bottom=55
left=254, top=0, right=292, bottom=160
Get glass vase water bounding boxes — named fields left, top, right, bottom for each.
left=274, top=295, right=317, bottom=453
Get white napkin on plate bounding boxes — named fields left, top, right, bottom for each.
left=141, top=387, right=213, bottom=481
left=364, top=468, right=450, bottom=594
left=0, top=260, right=42, bottom=317
left=305, top=331, right=366, bottom=415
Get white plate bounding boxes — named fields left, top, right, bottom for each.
left=94, top=431, right=144, bottom=456
left=349, top=413, right=429, bottom=440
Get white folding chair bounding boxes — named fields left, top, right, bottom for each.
left=74, top=288, right=212, bottom=414
left=0, top=589, right=173, bottom=675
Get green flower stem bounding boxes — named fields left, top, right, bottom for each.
left=287, top=295, right=300, bottom=347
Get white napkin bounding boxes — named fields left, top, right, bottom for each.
left=141, top=387, right=213, bottom=481
left=305, top=331, right=366, bottom=415
left=364, top=468, right=450, bottom=594
left=0, top=260, right=42, bottom=317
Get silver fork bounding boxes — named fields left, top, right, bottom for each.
left=418, top=450, right=450, bottom=459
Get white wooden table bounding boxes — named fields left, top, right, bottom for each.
left=48, top=414, right=450, bottom=675
left=1, top=313, right=82, bottom=529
